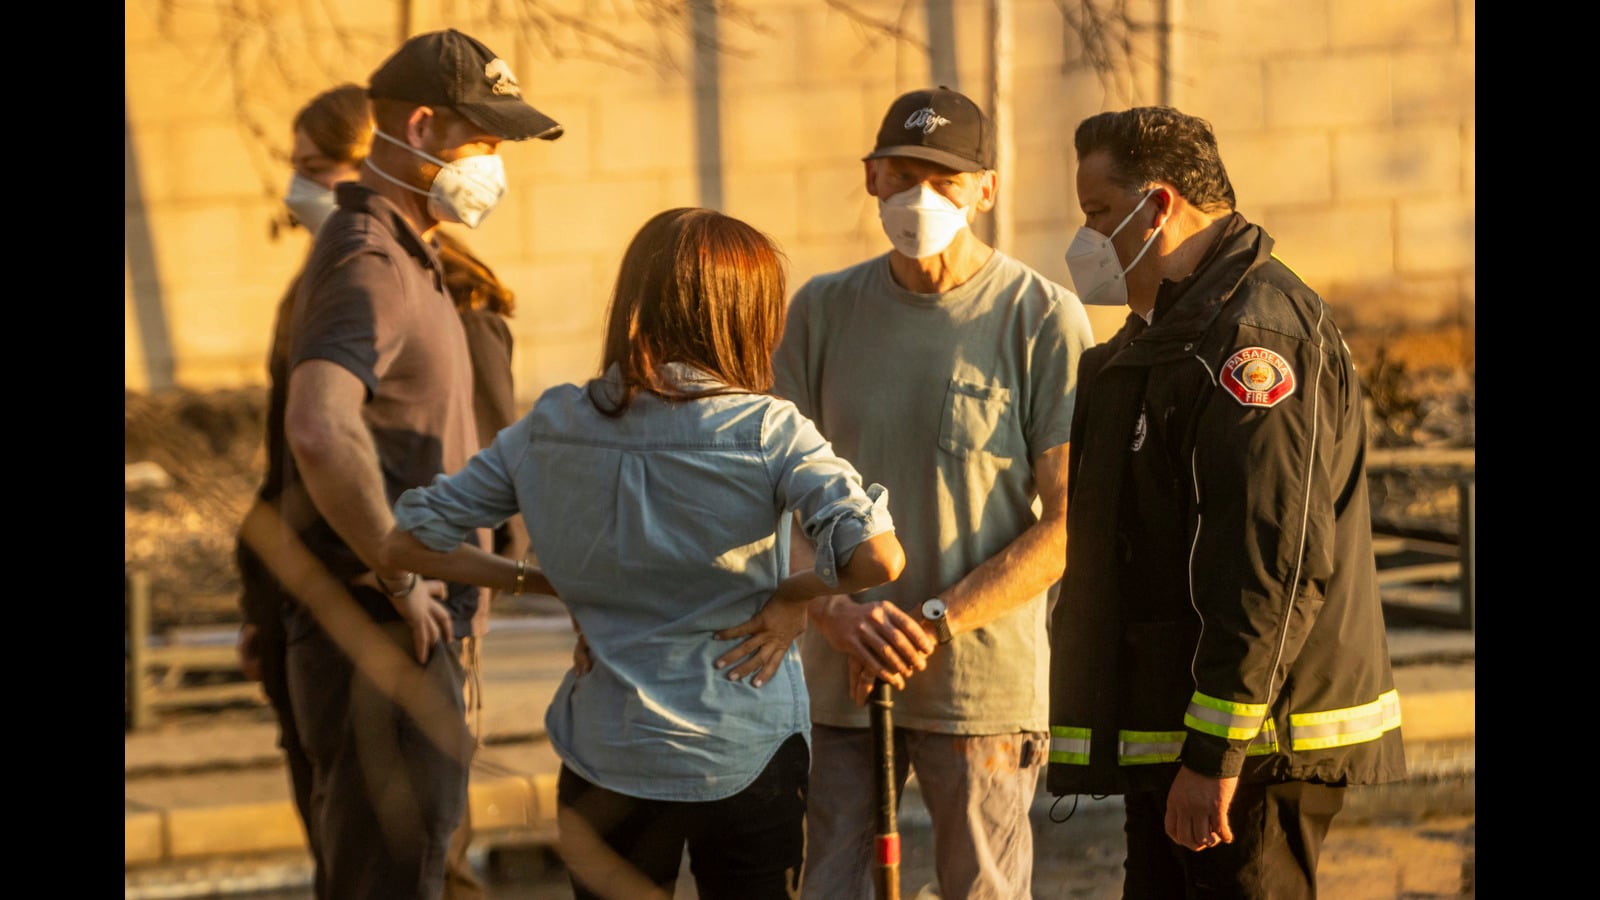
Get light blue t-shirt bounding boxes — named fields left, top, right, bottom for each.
left=393, top=362, right=894, bottom=801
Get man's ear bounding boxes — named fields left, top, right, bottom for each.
left=973, top=169, right=999, bottom=213
left=404, top=106, right=436, bottom=147
left=1150, top=185, right=1175, bottom=220
left=863, top=159, right=879, bottom=199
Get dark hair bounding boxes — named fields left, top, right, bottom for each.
left=295, top=84, right=372, bottom=166
left=370, top=98, right=474, bottom=143
left=589, top=208, right=787, bottom=416
left=1074, top=106, right=1236, bottom=213
left=435, top=230, right=515, bottom=316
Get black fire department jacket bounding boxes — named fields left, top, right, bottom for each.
left=1046, top=214, right=1408, bottom=797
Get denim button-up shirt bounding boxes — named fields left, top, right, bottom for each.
left=394, top=363, right=894, bottom=801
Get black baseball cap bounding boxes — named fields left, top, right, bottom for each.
left=368, top=29, right=564, bottom=142
left=864, top=86, right=994, bottom=172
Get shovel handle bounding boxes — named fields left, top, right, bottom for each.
left=870, top=679, right=900, bottom=900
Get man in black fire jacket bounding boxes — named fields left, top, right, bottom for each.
left=1046, top=105, right=1407, bottom=899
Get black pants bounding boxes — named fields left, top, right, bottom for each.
left=287, top=619, right=472, bottom=900
left=264, top=611, right=484, bottom=900
left=255, top=620, right=325, bottom=896
left=1123, top=779, right=1345, bottom=900
left=556, top=733, right=809, bottom=900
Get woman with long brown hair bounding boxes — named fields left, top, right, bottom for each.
left=379, top=207, right=904, bottom=899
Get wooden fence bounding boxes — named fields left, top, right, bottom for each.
left=125, top=445, right=1473, bottom=729
left=1367, top=447, right=1474, bottom=632
left=125, top=569, right=263, bottom=731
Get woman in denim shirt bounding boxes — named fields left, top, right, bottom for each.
left=379, top=207, right=905, bottom=900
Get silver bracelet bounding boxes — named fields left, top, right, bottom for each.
left=378, top=572, right=418, bottom=598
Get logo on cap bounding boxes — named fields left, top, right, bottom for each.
left=485, top=58, right=522, bottom=97
left=1220, top=347, right=1296, bottom=408
left=905, top=108, right=951, bottom=135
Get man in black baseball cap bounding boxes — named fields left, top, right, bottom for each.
left=856, top=85, right=999, bottom=263
left=770, top=83, right=1093, bottom=900
left=369, top=28, right=563, bottom=142
left=863, top=85, right=995, bottom=173
left=278, top=27, right=565, bottom=900
left=359, top=28, right=563, bottom=232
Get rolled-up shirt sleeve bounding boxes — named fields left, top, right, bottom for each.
left=801, top=482, right=893, bottom=588
left=393, top=418, right=527, bottom=552
left=767, top=401, right=895, bottom=589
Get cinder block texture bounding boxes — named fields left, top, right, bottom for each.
left=1398, top=199, right=1475, bottom=273
left=1171, top=61, right=1267, bottom=131
left=1394, top=48, right=1474, bottom=124
left=1330, top=0, right=1458, bottom=48
left=124, top=0, right=1471, bottom=395
left=1265, top=56, right=1393, bottom=128
left=1184, top=0, right=1331, bottom=55
left=1224, top=132, right=1334, bottom=208
left=1258, top=203, right=1394, bottom=292
left=1334, top=125, right=1462, bottom=201
left=723, top=169, right=801, bottom=238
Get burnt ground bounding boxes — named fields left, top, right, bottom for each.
left=124, top=325, right=1474, bottom=632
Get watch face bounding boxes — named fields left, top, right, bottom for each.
left=923, top=598, right=946, bottom=620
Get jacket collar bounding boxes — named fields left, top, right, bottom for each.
left=1104, top=213, right=1270, bottom=367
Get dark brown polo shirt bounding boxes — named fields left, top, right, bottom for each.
left=281, top=182, right=480, bottom=638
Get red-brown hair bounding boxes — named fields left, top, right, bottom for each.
left=590, top=207, right=788, bottom=415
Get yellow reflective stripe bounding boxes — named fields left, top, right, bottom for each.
left=1049, top=725, right=1091, bottom=765
left=1186, top=692, right=1269, bottom=740
left=1246, top=719, right=1279, bottom=755
left=1119, top=730, right=1184, bottom=765
left=1270, top=252, right=1304, bottom=282
left=1052, top=691, right=1396, bottom=768
left=1290, top=689, right=1403, bottom=751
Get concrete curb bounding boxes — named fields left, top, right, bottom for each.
left=126, top=740, right=563, bottom=870
left=125, top=621, right=1472, bottom=883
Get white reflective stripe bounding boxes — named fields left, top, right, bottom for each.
left=1246, top=719, right=1279, bottom=755
left=1119, top=730, right=1184, bottom=765
left=1290, top=689, right=1403, bottom=751
left=1185, top=692, right=1268, bottom=740
left=1049, top=726, right=1091, bottom=765
left=1053, top=690, right=1398, bottom=769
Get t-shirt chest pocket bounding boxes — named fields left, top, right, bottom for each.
left=938, top=377, right=1017, bottom=460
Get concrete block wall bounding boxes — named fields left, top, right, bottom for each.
left=126, top=0, right=1473, bottom=401
left=1170, top=0, right=1475, bottom=333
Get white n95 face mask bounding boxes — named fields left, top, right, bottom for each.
left=878, top=183, right=971, bottom=259
left=368, top=129, right=509, bottom=229
left=424, top=152, right=506, bottom=228
left=283, top=173, right=338, bottom=236
left=1064, top=189, right=1163, bottom=306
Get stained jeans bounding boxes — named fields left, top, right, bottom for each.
left=800, top=723, right=1047, bottom=900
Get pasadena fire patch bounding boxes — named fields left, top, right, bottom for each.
left=1221, top=347, right=1296, bottom=408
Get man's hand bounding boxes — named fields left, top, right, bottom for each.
left=1165, top=765, right=1238, bottom=851
left=846, top=655, right=879, bottom=706
left=388, top=577, right=452, bottom=664
left=810, top=595, right=934, bottom=689
left=236, top=623, right=263, bottom=682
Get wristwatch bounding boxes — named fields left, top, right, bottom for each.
left=921, top=597, right=954, bottom=644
